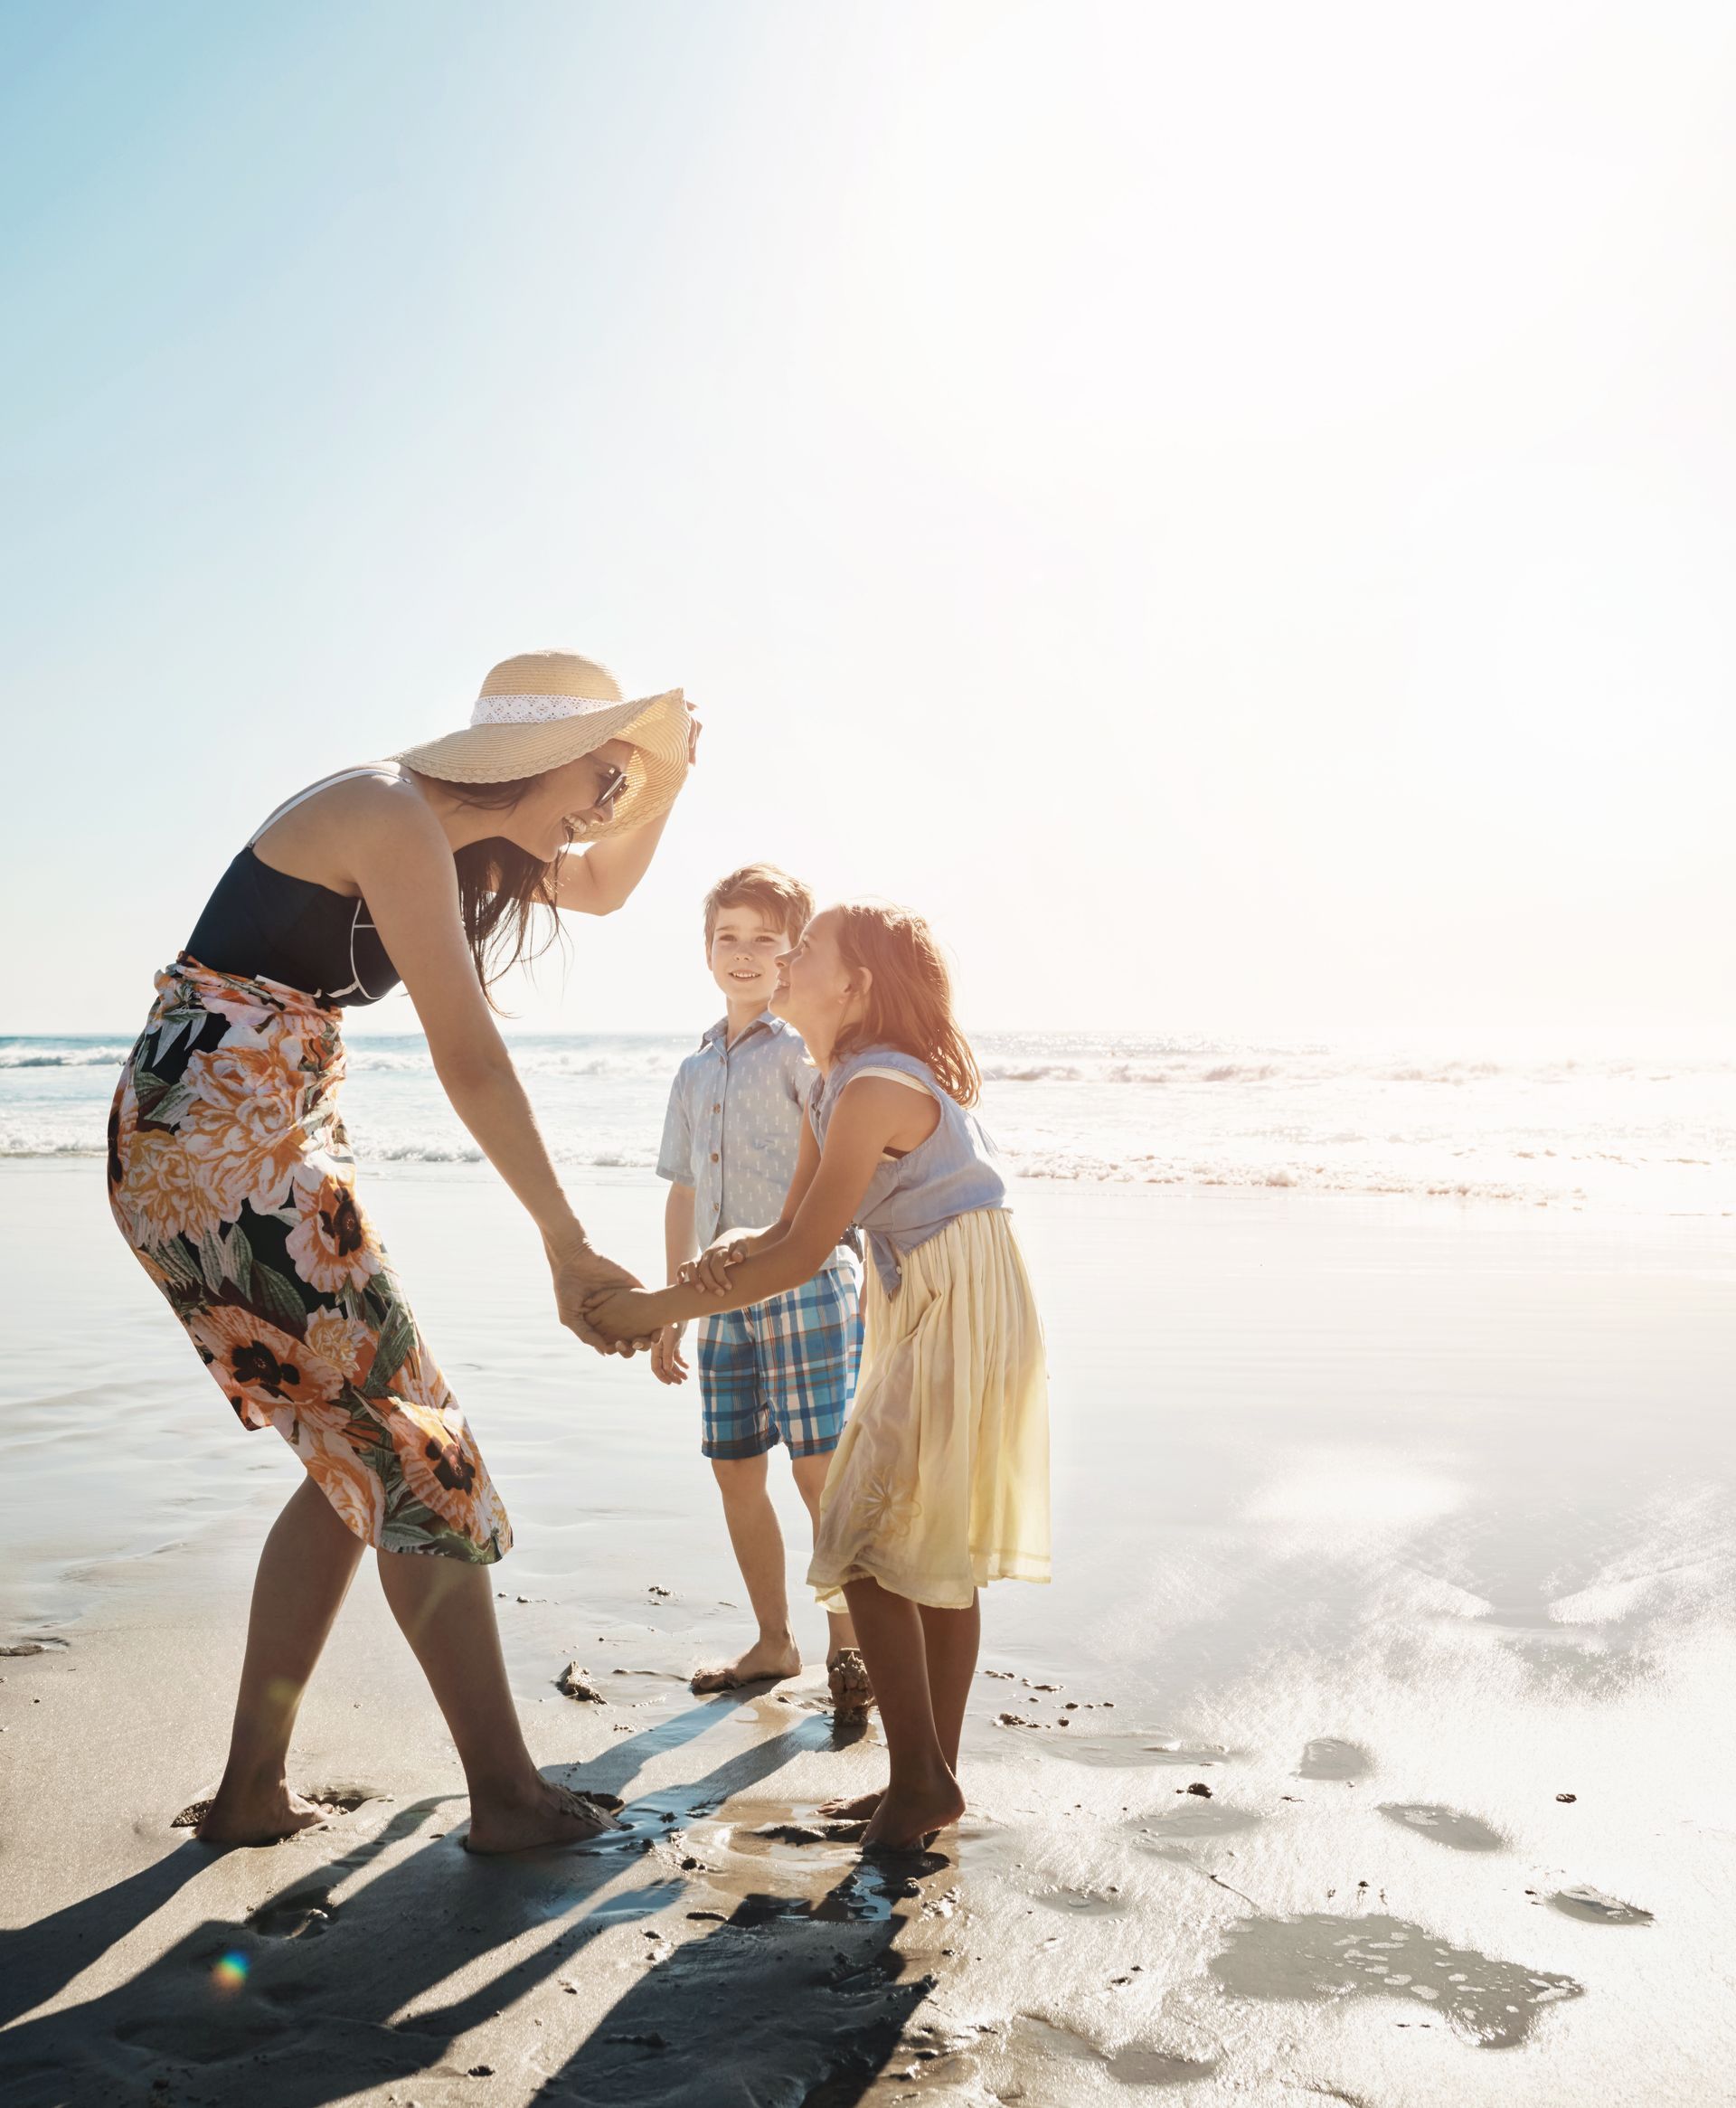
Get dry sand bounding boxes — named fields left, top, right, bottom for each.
left=2, top=1161, right=1732, bottom=2106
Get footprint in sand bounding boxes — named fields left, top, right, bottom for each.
left=1032, top=1886, right=1131, bottom=1916
left=1550, top=1885, right=1653, bottom=1925
left=1210, top=1912, right=1582, bottom=2047
left=1133, top=1802, right=1264, bottom=1860
left=1378, top=1803, right=1505, bottom=1852
left=1000, top=2016, right=1218, bottom=2090
left=998, top=1719, right=1234, bottom=1771
left=249, top=1883, right=339, bottom=1940
left=169, top=1783, right=384, bottom=1830
left=1294, top=1737, right=1370, bottom=1782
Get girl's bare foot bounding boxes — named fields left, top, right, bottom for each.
left=690, top=1637, right=801, bottom=1693
left=861, top=1772, right=966, bottom=1851
left=465, top=1781, right=623, bottom=1854
left=195, top=1784, right=333, bottom=1846
left=818, top=1789, right=883, bottom=1820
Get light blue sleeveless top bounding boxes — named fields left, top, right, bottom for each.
left=808, top=1045, right=1007, bottom=1294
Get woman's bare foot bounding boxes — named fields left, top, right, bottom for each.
left=826, top=1647, right=875, bottom=1716
left=861, top=1772, right=966, bottom=1851
left=818, top=1788, right=884, bottom=1820
left=690, top=1637, right=801, bottom=1694
left=195, top=1784, right=333, bottom=1846
left=465, top=1781, right=623, bottom=1854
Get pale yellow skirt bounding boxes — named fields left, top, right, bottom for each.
left=808, top=1207, right=1050, bottom=1612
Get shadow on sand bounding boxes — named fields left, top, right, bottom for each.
left=0, top=1697, right=945, bottom=2108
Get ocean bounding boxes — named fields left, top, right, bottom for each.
left=3, top=1025, right=1730, bottom=1217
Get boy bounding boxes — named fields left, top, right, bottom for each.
left=654, top=864, right=869, bottom=1708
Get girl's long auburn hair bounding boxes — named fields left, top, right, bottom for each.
left=831, top=902, right=982, bottom=1108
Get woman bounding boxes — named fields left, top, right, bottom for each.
left=108, top=650, right=695, bottom=1852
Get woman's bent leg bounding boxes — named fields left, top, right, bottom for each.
left=841, top=1577, right=967, bottom=1849
left=200, top=1478, right=366, bottom=1844
left=374, top=1549, right=616, bottom=1852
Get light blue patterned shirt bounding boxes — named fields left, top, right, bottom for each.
left=656, top=1011, right=851, bottom=1271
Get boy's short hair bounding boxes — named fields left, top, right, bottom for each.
left=703, top=864, right=815, bottom=948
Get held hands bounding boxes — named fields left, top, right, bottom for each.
left=546, top=1237, right=656, bottom=1356
left=678, top=1236, right=744, bottom=1298
left=580, top=1284, right=665, bottom=1353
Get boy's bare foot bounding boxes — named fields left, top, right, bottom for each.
left=465, top=1781, right=623, bottom=1854
left=861, top=1773, right=966, bottom=1851
left=195, top=1784, right=334, bottom=1846
left=826, top=1647, right=875, bottom=1716
left=690, top=1638, right=801, bottom=1693
left=818, top=1789, right=883, bottom=1820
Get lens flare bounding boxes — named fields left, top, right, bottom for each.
left=212, top=1950, right=250, bottom=1991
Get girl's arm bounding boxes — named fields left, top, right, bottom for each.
left=588, top=1079, right=930, bottom=1338
left=345, top=789, right=648, bottom=1354
left=680, top=1116, right=826, bottom=1290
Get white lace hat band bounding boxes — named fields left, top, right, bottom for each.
left=468, top=692, right=634, bottom=727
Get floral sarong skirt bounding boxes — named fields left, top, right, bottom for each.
left=107, top=957, right=510, bottom=1563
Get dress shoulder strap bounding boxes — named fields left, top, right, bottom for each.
left=853, top=1065, right=937, bottom=1098
left=248, top=764, right=403, bottom=846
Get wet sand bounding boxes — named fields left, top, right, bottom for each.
left=2, top=1161, right=1733, bottom=2105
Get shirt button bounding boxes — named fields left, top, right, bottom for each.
left=712, top=1103, right=721, bottom=1113
left=711, top=1151, right=720, bottom=1163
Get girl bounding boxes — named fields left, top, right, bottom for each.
left=108, top=649, right=694, bottom=1851
left=585, top=902, right=1049, bottom=1848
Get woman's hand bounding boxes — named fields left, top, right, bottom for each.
left=548, top=1239, right=653, bottom=1355
left=684, top=699, right=703, bottom=769
left=582, top=1283, right=665, bottom=1351
left=650, top=1321, right=689, bottom=1386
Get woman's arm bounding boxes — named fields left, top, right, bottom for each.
left=549, top=703, right=701, bottom=915
left=588, top=1078, right=929, bottom=1339
left=346, top=792, right=649, bottom=1353
left=550, top=807, right=675, bottom=916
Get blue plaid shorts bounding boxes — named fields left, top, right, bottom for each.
left=697, top=1263, right=862, bottom=1460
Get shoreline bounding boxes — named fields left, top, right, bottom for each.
left=3, top=1171, right=1732, bottom=2103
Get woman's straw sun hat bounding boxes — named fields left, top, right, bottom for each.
left=395, top=651, right=690, bottom=839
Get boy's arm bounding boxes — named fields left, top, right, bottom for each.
left=664, top=1182, right=698, bottom=1283
left=651, top=1181, right=697, bottom=1386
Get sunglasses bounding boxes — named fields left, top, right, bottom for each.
left=591, top=761, right=628, bottom=809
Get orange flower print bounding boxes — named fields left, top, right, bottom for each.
left=384, top=1349, right=505, bottom=1545
left=107, top=1073, right=136, bottom=1190
left=188, top=1304, right=342, bottom=1428
left=118, top=1124, right=227, bottom=1249
left=286, top=1175, right=382, bottom=1295
left=179, top=1040, right=308, bottom=1218
left=304, top=1305, right=374, bottom=1384
left=115, top=958, right=510, bottom=1564
left=296, top=1418, right=385, bottom=1545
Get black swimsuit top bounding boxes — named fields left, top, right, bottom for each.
left=183, top=769, right=402, bottom=1007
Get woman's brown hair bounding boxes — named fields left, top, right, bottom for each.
left=439, top=777, right=569, bottom=1009
left=831, top=902, right=982, bottom=1107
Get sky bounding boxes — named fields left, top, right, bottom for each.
left=3, top=0, right=1731, bottom=1037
